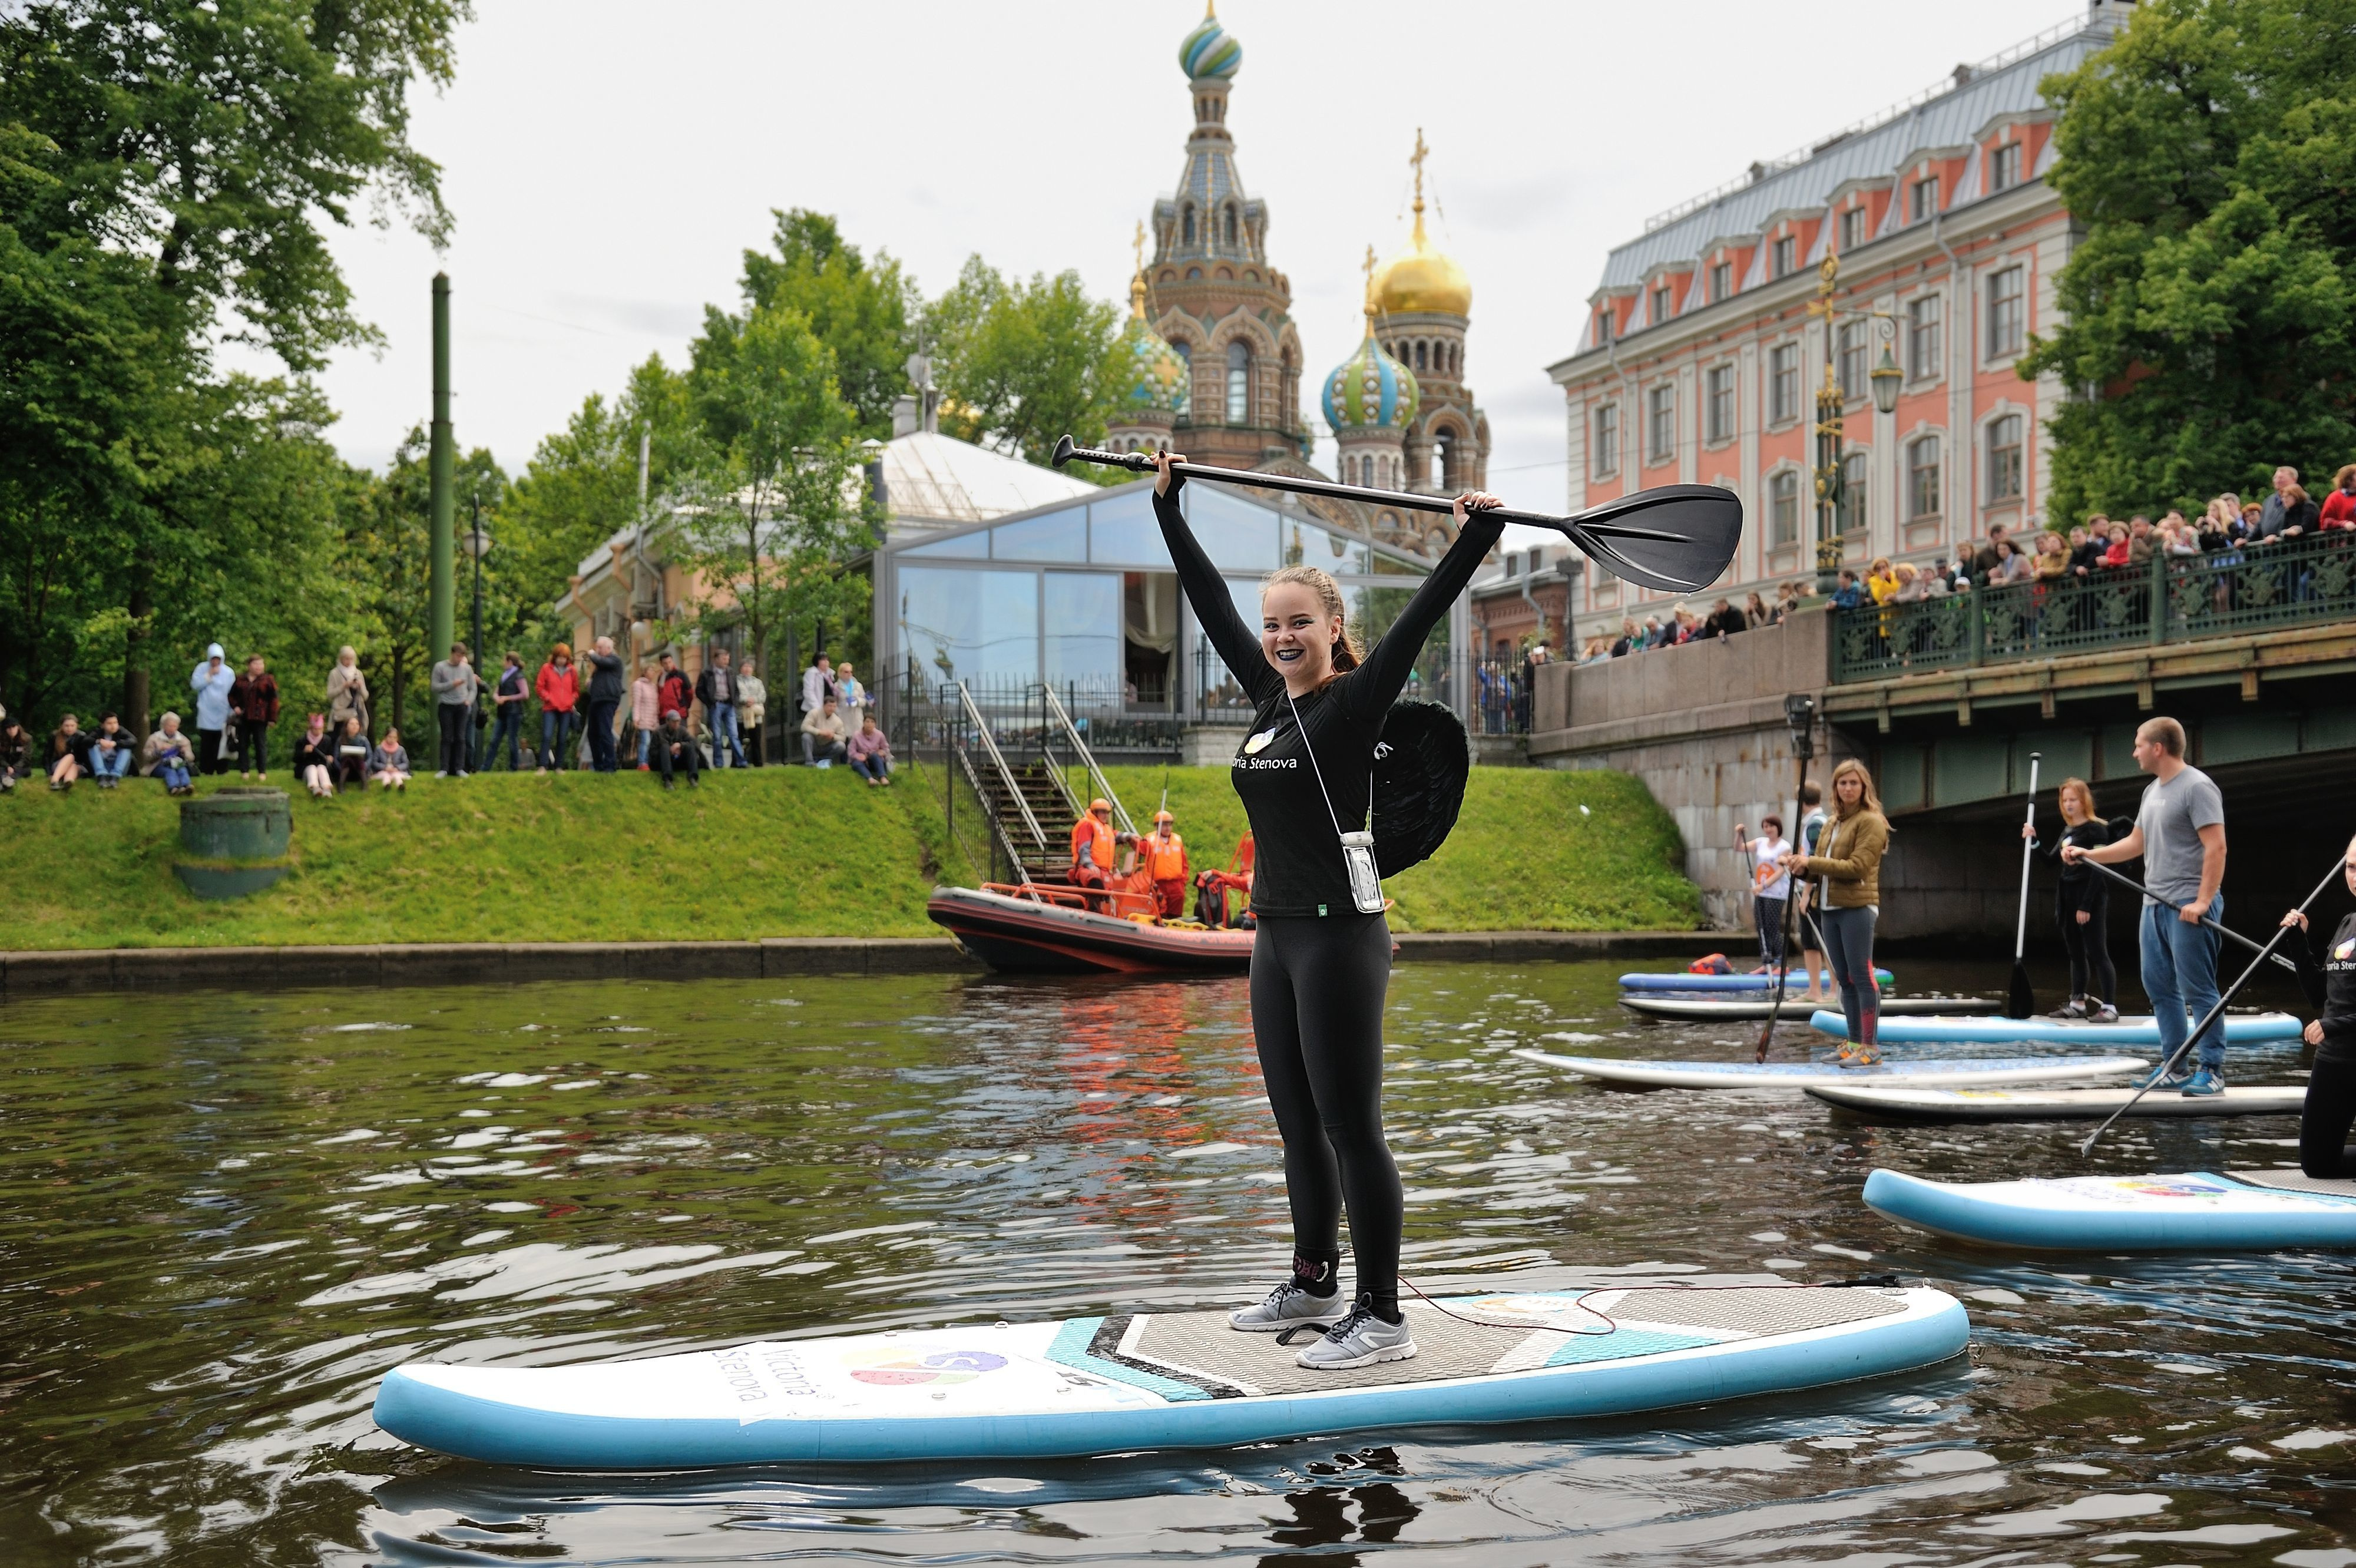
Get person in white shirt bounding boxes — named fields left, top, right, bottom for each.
left=1734, top=814, right=1795, bottom=973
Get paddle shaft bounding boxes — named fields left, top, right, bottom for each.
left=1755, top=742, right=1813, bottom=1057
left=2077, top=852, right=2345, bottom=1155
left=1058, top=441, right=1561, bottom=527
left=2013, top=755, right=2041, bottom=962
left=2072, top=854, right=2299, bottom=973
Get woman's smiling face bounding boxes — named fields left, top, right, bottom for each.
left=1260, top=581, right=1340, bottom=685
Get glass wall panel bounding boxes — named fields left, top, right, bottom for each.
left=896, top=566, right=1039, bottom=686
left=1088, top=489, right=1165, bottom=565
left=992, top=508, right=1086, bottom=562
left=901, top=529, right=988, bottom=559
left=1044, top=571, right=1123, bottom=694
left=1284, top=519, right=1369, bottom=574
left=1184, top=485, right=1277, bottom=570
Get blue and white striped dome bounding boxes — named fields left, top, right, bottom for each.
left=1178, top=4, right=1241, bottom=81
left=1322, top=312, right=1418, bottom=434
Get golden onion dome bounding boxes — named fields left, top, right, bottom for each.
left=1374, top=205, right=1471, bottom=318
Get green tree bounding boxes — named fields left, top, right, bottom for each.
left=736, top=209, right=916, bottom=438
left=926, top=257, right=1124, bottom=467
left=2024, top=0, right=2356, bottom=517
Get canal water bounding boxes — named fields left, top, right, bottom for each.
left=3, top=960, right=2351, bottom=1566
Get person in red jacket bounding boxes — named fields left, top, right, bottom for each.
left=227, top=654, right=281, bottom=781
left=656, top=652, right=693, bottom=735
left=2321, top=464, right=2356, bottom=532
left=535, top=643, right=579, bottom=773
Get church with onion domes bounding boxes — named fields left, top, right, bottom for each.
left=1103, top=3, right=1489, bottom=561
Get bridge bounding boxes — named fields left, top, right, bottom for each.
left=1528, top=531, right=2356, bottom=948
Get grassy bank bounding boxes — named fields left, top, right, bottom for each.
left=0, top=765, right=1694, bottom=950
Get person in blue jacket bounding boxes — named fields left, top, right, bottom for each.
left=189, top=642, right=236, bottom=776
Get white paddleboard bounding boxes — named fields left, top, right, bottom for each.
left=1513, top=1047, right=2147, bottom=1090
left=1811, top=1009, right=2304, bottom=1046
left=1808, top=1083, right=2305, bottom=1122
left=1864, top=1167, right=2356, bottom=1251
left=374, top=1285, right=1968, bottom=1467
left=1620, top=994, right=1997, bottom=1023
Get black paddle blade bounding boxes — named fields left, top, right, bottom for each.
left=1557, top=485, right=1745, bottom=595
left=2004, top=960, right=2034, bottom=1020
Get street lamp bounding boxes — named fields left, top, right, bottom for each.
left=461, top=499, right=494, bottom=768
left=1805, top=253, right=1902, bottom=594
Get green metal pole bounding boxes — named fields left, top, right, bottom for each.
left=429, top=273, right=455, bottom=664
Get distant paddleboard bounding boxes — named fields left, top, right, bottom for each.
left=1808, top=1083, right=2305, bottom=1122
left=1620, top=994, right=1996, bottom=1023
left=1512, top=1047, right=2146, bottom=1091
left=373, top=1285, right=1968, bottom=1467
left=1809, top=1010, right=2304, bottom=1046
left=1862, top=1167, right=2356, bottom=1251
left=1621, top=970, right=1892, bottom=994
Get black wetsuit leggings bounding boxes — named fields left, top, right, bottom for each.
left=2302, top=1056, right=2356, bottom=1179
left=2060, top=885, right=2116, bottom=1004
left=1250, top=912, right=1402, bottom=1316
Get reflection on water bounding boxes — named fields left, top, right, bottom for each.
left=1, top=959, right=2351, bottom=1565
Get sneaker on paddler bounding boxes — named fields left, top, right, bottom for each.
left=1229, top=1276, right=1349, bottom=1334
left=2141, top=1061, right=2193, bottom=1091
left=1295, top=1295, right=1417, bottom=1371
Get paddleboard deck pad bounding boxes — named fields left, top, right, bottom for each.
left=1864, top=1167, right=2356, bottom=1251
left=1620, top=994, right=1994, bottom=1022
left=1811, top=1009, right=2303, bottom=1046
left=1514, top=1047, right=2146, bottom=1090
left=1621, top=970, right=1891, bottom=993
left=373, top=1285, right=1966, bottom=1467
left=1809, top=1083, right=2305, bottom=1122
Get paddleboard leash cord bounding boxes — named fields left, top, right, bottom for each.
left=2077, top=845, right=2350, bottom=1155
left=1270, top=1274, right=1918, bottom=1344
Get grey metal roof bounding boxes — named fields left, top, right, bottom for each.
left=1594, top=14, right=2106, bottom=296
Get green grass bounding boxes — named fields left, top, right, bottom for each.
left=0, top=764, right=1695, bottom=950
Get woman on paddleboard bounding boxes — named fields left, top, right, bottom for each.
left=2284, top=833, right=2356, bottom=1179
left=1779, top=758, right=1890, bottom=1065
left=1153, top=449, right=1503, bottom=1371
left=2022, top=778, right=2122, bottom=1023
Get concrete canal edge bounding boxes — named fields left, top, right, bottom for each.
left=0, top=930, right=1728, bottom=996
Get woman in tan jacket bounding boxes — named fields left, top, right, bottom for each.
left=1782, top=757, right=1892, bottom=1064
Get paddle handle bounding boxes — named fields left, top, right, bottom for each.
left=2077, top=856, right=2300, bottom=972
left=2013, top=755, right=2041, bottom=962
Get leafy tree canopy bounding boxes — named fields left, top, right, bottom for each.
left=736, top=209, right=916, bottom=438
left=2024, top=0, right=2356, bottom=517
left=925, top=257, right=1124, bottom=469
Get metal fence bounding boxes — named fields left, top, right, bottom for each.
left=1192, top=645, right=1481, bottom=725
left=1831, top=531, right=2356, bottom=683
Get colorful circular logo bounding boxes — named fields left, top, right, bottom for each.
left=848, top=1349, right=1007, bottom=1387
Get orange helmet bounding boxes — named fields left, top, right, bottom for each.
left=1089, top=798, right=1111, bottom=815
left=1153, top=809, right=1174, bottom=824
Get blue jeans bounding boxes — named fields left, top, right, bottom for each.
left=90, top=746, right=132, bottom=782
left=849, top=752, right=890, bottom=783
left=707, top=702, right=745, bottom=768
left=2142, top=894, right=2225, bottom=1070
left=489, top=705, right=524, bottom=770
left=541, top=709, right=574, bottom=770
left=153, top=759, right=190, bottom=790
left=636, top=727, right=653, bottom=766
left=1818, top=904, right=1879, bottom=1044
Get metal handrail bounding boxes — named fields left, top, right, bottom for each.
left=1039, top=683, right=1136, bottom=838
left=958, top=680, right=1048, bottom=852
left=952, top=742, right=1040, bottom=897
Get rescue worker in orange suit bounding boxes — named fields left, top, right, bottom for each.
left=1195, top=828, right=1254, bottom=925
left=1140, top=808, right=1190, bottom=919
left=1068, top=798, right=1133, bottom=909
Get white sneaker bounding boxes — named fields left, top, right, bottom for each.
left=1227, top=1278, right=1350, bottom=1333
left=1295, top=1296, right=1417, bottom=1370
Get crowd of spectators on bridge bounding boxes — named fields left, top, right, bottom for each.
left=4, top=638, right=892, bottom=799
left=1565, top=462, right=2356, bottom=664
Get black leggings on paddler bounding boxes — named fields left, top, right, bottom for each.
left=1251, top=911, right=1402, bottom=1319
left=2302, top=1055, right=2356, bottom=1179
left=2060, top=884, right=2117, bottom=1005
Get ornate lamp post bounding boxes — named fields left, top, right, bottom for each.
left=1805, top=253, right=1903, bottom=594
left=461, top=499, right=494, bottom=769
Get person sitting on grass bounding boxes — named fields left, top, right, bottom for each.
left=0, top=716, right=29, bottom=793
left=143, top=713, right=197, bottom=795
left=85, top=713, right=133, bottom=789
left=333, top=716, right=369, bottom=789
left=654, top=708, right=701, bottom=790
left=846, top=712, right=893, bottom=786
left=291, top=714, right=337, bottom=800
left=48, top=714, right=87, bottom=791
left=800, top=695, right=849, bottom=769
left=367, top=725, right=411, bottom=790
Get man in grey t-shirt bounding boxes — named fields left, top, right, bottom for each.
left=2068, top=716, right=2229, bottom=1091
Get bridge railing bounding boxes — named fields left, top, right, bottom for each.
left=1831, top=530, right=2356, bottom=682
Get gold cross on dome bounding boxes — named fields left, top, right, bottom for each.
left=1409, top=128, right=1429, bottom=204
left=1132, top=219, right=1147, bottom=279
left=1363, top=243, right=1378, bottom=297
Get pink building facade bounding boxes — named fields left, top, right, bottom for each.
left=1547, top=4, right=2132, bottom=644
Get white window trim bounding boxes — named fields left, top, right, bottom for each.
left=1981, top=260, right=2030, bottom=370
left=1763, top=338, right=1805, bottom=432
left=1702, top=360, right=1738, bottom=449
left=1763, top=462, right=1807, bottom=554
left=1644, top=382, right=1677, bottom=467
left=1902, top=422, right=1948, bottom=524
left=1902, top=288, right=1947, bottom=389
left=1590, top=400, right=1620, bottom=480
left=1977, top=402, right=2029, bottom=510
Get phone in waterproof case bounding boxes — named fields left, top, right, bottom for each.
left=1339, top=830, right=1384, bottom=913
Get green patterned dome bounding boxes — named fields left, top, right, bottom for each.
left=1178, top=3, right=1241, bottom=80
left=1323, top=303, right=1418, bottom=433
left=1116, top=276, right=1189, bottom=416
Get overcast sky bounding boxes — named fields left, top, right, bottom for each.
left=278, top=0, right=2085, bottom=521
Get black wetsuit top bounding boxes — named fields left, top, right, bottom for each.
left=2295, top=911, right=2356, bottom=1064
left=1154, top=479, right=1504, bottom=918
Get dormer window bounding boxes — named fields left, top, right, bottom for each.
left=1652, top=283, right=1672, bottom=322
left=1989, top=141, right=2021, bottom=193
left=1710, top=260, right=1732, bottom=302
left=1910, top=176, right=1941, bottom=223
left=1771, top=235, right=1795, bottom=278
left=1839, top=207, right=1867, bottom=252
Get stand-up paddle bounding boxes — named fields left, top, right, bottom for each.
left=2073, top=856, right=2299, bottom=973
left=1755, top=694, right=1816, bottom=1061
left=2077, top=848, right=2349, bottom=1155
left=2004, top=753, right=2041, bottom=1018
left=1051, top=436, right=1743, bottom=596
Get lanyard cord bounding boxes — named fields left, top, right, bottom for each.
left=1282, top=687, right=1375, bottom=841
